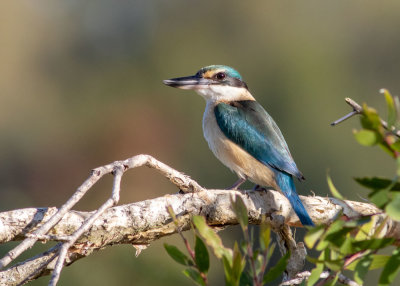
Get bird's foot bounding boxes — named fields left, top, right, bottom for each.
left=252, top=184, right=267, bottom=192
left=226, top=177, right=246, bottom=190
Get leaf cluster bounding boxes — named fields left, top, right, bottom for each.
left=304, top=89, right=400, bottom=285
left=305, top=215, right=397, bottom=285
left=352, top=90, right=400, bottom=220
left=164, top=195, right=289, bottom=285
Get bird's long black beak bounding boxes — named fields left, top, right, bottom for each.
left=163, top=75, right=211, bottom=90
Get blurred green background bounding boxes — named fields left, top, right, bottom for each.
left=0, top=1, right=399, bottom=285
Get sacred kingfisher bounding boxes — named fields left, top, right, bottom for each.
left=163, top=65, right=314, bottom=226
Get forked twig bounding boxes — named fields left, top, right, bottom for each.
left=48, top=165, right=124, bottom=285
left=332, top=97, right=400, bottom=137
left=0, top=154, right=205, bottom=285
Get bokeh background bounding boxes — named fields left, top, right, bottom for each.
left=1, top=1, right=399, bottom=285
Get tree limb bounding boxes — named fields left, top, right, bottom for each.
left=0, top=155, right=398, bottom=285
left=0, top=188, right=398, bottom=284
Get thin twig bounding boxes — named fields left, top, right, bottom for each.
left=331, top=110, right=359, bottom=126
left=0, top=166, right=108, bottom=269
left=331, top=97, right=400, bottom=137
left=48, top=165, right=125, bottom=286
left=168, top=204, right=208, bottom=286
left=0, top=154, right=205, bottom=285
left=243, top=227, right=260, bottom=286
left=257, top=246, right=270, bottom=284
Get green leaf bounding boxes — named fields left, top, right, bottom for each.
left=350, top=254, right=391, bottom=271
left=231, top=242, right=245, bottom=284
left=230, top=195, right=249, bottom=231
left=164, top=244, right=192, bottom=266
left=316, top=220, right=345, bottom=251
left=385, top=193, right=400, bottom=221
left=354, top=129, right=380, bottom=146
left=355, top=217, right=373, bottom=241
left=260, top=222, right=271, bottom=251
left=239, top=271, right=252, bottom=286
left=323, top=272, right=339, bottom=286
left=320, top=248, right=343, bottom=272
left=339, top=234, right=354, bottom=255
left=391, top=140, right=400, bottom=152
left=266, top=243, right=276, bottom=262
left=341, top=216, right=370, bottom=230
left=327, top=174, right=344, bottom=199
left=183, top=268, right=205, bottom=286
left=324, top=259, right=343, bottom=272
left=354, top=255, right=372, bottom=285
left=222, top=256, right=233, bottom=285
left=355, top=177, right=400, bottom=191
left=361, top=104, right=382, bottom=131
left=195, top=235, right=209, bottom=273
left=353, top=238, right=394, bottom=251
left=379, top=141, right=397, bottom=158
left=192, top=216, right=232, bottom=262
left=379, top=248, right=400, bottom=286
left=304, top=224, right=325, bottom=249
left=369, top=254, right=391, bottom=270
left=346, top=254, right=389, bottom=271
left=307, top=263, right=324, bottom=286
left=369, top=189, right=391, bottom=209
left=324, top=227, right=354, bottom=248
left=381, top=88, right=396, bottom=129
left=254, top=252, right=264, bottom=276
left=166, top=205, right=179, bottom=227
left=263, top=252, right=290, bottom=283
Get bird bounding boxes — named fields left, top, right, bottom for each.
left=163, top=65, right=314, bottom=226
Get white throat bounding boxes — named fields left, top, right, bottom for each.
left=195, top=85, right=255, bottom=103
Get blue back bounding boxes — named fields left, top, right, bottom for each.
left=214, top=100, right=303, bottom=179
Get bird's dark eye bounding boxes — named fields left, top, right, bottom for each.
left=215, top=72, right=226, bottom=80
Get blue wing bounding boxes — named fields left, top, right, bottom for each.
left=214, top=100, right=304, bottom=180
left=215, top=100, right=313, bottom=226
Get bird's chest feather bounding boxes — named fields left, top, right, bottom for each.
left=202, top=102, right=276, bottom=187
left=202, top=103, right=231, bottom=164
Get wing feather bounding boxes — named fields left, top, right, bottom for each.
left=214, top=100, right=304, bottom=180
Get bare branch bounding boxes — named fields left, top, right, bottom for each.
left=0, top=155, right=397, bottom=285
left=0, top=189, right=398, bottom=284
left=48, top=165, right=125, bottom=285
left=0, top=154, right=204, bottom=271
left=331, top=96, right=400, bottom=137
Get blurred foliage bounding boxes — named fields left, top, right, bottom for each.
left=1, top=1, right=400, bottom=285
left=305, top=90, right=400, bottom=286
left=165, top=196, right=288, bottom=286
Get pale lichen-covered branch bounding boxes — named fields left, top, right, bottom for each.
left=0, top=153, right=398, bottom=286
left=0, top=187, right=398, bottom=285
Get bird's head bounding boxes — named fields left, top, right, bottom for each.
left=163, top=65, right=252, bottom=102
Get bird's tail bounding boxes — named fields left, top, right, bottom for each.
left=275, top=172, right=314, bottom=226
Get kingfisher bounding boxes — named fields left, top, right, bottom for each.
left=163, top=65, right=314, bottom=226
